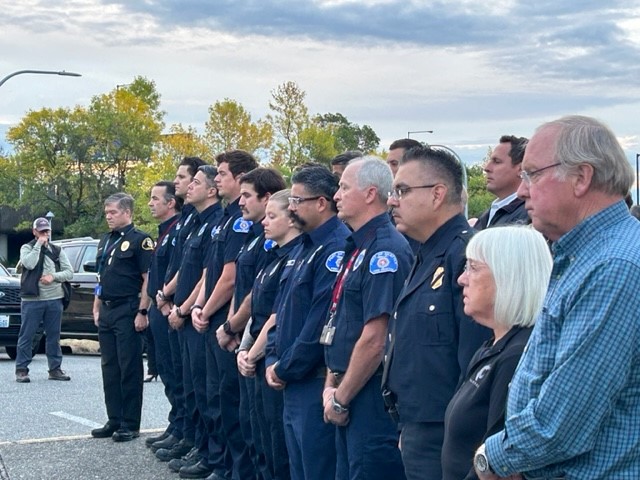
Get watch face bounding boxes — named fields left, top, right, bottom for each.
left=475, top=453, right=489, bottom=473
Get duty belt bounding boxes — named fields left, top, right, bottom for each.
left=101, top=296, right=138, bottom=308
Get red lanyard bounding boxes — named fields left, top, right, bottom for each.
left=155, top=218, right=179, bottom=253
left=327, top=248, right=360, bottom=325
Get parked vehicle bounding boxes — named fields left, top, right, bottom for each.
left=0, top=262, right=43, bottom=359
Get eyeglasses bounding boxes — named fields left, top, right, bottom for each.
left=288, top=196, right=324, bottom=206
left=519, top=163, right=561, bottom=186
left=463, top=260, right=488, bottom=275
left=388, top=184, right=438, bottom=201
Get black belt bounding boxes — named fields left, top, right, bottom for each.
left=331, top=366, right=383, bottom=386
left=101, top=296, right=138, bottom=308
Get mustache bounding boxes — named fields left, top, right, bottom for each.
left=288, top=211, right=306, bottom=228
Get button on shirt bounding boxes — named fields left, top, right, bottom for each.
left=97, top=224, right=153, bottom=301
left=384, top=214, right=492, bottom=423
left=204, top=199, right=251, bottom=326
left=173, top=203, right=223, bottom=306
left=268, top=215, right=350, bottom=383
left=324, top=213, right=413, bottom=373
left=485, top=201, right=640, bottom=479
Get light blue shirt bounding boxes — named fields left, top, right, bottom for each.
left=486, top=201, right=640, bottom=479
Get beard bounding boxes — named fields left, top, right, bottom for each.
left=289, top=210, right=307, bottom=229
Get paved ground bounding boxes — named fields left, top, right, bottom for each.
left=0, top=344, right=182, bottom=480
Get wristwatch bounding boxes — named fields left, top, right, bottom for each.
left=223, top=320, right=236, bottom=336
left=331, top=393, right=349, bottom=415
left=137, top=308, right=148, bottom=316
left=474, top=444, right=494, bottom=474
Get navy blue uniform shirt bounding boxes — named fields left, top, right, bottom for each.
left=251, top=236, right=302, bottom=339
left=268, top=215, right=350, bottom=383
left=173, top=202, right=223, bottom=306
left=164, top=204, right=198, bottom=284
left=147, top=214, right=179, bottom=297
left=204, top=198, right=251, bottom=326
left=384, top=214, right=492, bottom=423
left=96, top=224, right=154, bottom=301
left=324, top=213, right=413, bottom=373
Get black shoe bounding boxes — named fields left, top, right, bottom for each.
left=204, top=472, right=228, bottom=480
left=112, top=428, right=140, bottom=442
left=179, top=459, right=212, bottom=479
left=15, top=369, right=30, bottom=383
left=168, top=447, right=199, bottom=472
left=145, top=430, right=170, bottom=447
left=91, top=423, right=118, bottom=438
left=48, top=368, right=71, bottom=381
left=151, top=433, right=180, bottom=453
left=156, top=438, right=194, bottom=461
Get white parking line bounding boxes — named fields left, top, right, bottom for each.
left=49, top=411, right=102, bottom=428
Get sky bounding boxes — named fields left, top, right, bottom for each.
left=1, top=0, right=639, bottom=169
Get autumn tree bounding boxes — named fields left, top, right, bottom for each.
left=315, top=113, right=380, bottom=153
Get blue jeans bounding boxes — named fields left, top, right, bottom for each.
left=16, top=299, right=63, bottom=371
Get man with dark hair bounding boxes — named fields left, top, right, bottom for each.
left=144, top=181, right=183, bottom=453
left=265, top=165, right=350, bottom=480
left=91, top=193, right=154, bottom=442
left=382, top=147, right=491, bottom=479
left=387, top=138, right=422, bottom=177
left=191, top=150, right=260, bottom=480
left=330, top=150, right=363, bottom=179
left=475, top=135, right=529, bottom=229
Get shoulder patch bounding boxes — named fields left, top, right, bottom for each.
left=264, top=239, right=276, bottom=251
left=353, top=249, right=366, bottom=271
left=233, top=217, right=252, bottom=233
left=326, top=251, right=345, bottom=273
left=142, top=237, right=155, bottom=251
left=369, top=251, right=398, bottom=274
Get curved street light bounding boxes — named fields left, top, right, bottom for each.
left=0, top=70, right=82, bottom=88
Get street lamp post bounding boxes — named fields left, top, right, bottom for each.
left=0, top=70, right=82, bottom=89
left=407, top=130, right=434, bottom=138
left=45, top=211, right=55, bottom=241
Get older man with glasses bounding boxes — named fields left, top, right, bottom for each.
left=381, top=145, right=491, bottom=480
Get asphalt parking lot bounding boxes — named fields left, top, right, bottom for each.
left=0, top=343, right=180, bottom=480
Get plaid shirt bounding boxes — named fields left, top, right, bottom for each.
left=486, top=201, right=640, bottom=479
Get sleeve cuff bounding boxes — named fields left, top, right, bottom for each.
left=485, top=432, right=517, bottom=477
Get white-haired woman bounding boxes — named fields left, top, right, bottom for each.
left=441, top=226, right=552, bottom=480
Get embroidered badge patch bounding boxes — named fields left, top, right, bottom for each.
left=431, top=266, right=444, bottom=289
left=369, top=251, right=398, bottom=274
left=141, top=238, right=154, bottom=251
left=353, top=250, right=366, bottom=271
left=264, top=239, right=276, bottom=251
left=233, top=218, right=252, bottom=233
left=326, top=251, right=345, bottom=273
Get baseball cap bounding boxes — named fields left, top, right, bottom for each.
left=33, top=217, right=51, bottom=232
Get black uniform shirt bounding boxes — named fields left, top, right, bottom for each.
left=147, top=214, right=179, bottom=297
left=164, top=204, right=198, bottom=284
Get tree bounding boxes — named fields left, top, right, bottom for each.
left=205, top=98, right=273, bottom=155
left=267, top=81, right=309, bottom=169
left=466, top=157, right=494, bottom=218
left=315, top=113, right=380, bottom=153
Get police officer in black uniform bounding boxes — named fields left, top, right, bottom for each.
left=91, top=193, right=154, bottom=442
left=191, top=150, right=259, bottom=480
left=381, top=146, right=491, bottom=479
left=323, top=157, right=413, bottom=480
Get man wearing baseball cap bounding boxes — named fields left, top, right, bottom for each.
left=15, top=217, right=73, bottom=383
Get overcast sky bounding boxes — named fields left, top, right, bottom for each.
left=1, top=0, right=639, bottom=167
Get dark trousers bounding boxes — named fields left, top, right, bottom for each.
left=149, top=306, right=182, bottom=438
left=240, top=372, right=267, bottom=479
left=283, top=376, right=336, bottom=480
left=255, top=361, right=289, bottom=480
left=183, top=322, right=211, bottom=460
left=400, top=421, right=445, bottom=480
left=335, top=376, right=405, bottom=480
left=97, top=299, right=143, bottom=431
left=143, top=322, right=157, bottom=375
left=205, top=329, right=253, bottom=480
left=16, top=299, right=63, bottom=371
left=172, top=328, right=192, bottom=441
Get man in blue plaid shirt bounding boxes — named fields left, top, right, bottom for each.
left=474, top=115, right=640, bottom=480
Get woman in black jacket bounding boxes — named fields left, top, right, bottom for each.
left=441, top=226, right=552, bottom=480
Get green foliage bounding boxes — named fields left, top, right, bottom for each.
left=466, top=163, right=494, bottom=218
left=205, top=99, right=273, bottom=154
left=315, top=113, right=380, bottom=153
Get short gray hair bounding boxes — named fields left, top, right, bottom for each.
left=104, top=192, right=134, bottom=213
left=466, top=225, right=552, bottom=329
left=542, top=115, right=634, bottom=196
left=348, top=155, right=393, bottom=204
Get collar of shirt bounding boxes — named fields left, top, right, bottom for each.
left=197, top=202, right=222, bottom=223
left=306, top=215, right=344, bottom=248
left=112, top=224, right=134, bottom=237
left=249, top=218, right=265, bottom=237
left=275, top=235, right=303, bottom=259
left=553, top=200, right=629, bottom=257
left=158, top=214, right=179, bottom=237
left=418, top=213, right=471, bottom=259
left=488, top=192, right=519, bottom=224
left=223, top=197, right=242, bottom=218
left=350, top=212, right=389, bottom=249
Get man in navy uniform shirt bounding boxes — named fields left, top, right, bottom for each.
left=323, top=156, right=413, bottom=479
left=191, top=150, right=259, bottom=480
left=265, top=165, right=350, bottom=480
left=91, top=193, right=154, bottom=442
left=382, top=146, right=491, bottom=479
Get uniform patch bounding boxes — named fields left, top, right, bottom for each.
left=325, top=251, right=345, bottom=273
left=142, top=237, right=154, bottom=251
left=431, top=266, right=445, bottom=290
left=198, top=224, right=207, bottom=237
left=161, top=235, right=169, bottom=246
left=353, top=250, right=366, bottom=271
left=233, top=218, right=252, bottom=233
left=211, top=225, right=221, bottom=238
left=121, top=241, right=130, bottom=252
left=286, top=259, right=296, bottom=267
left=264, top=239, right=276, bottom=251
left=369, top=251, right=398, bottom=274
